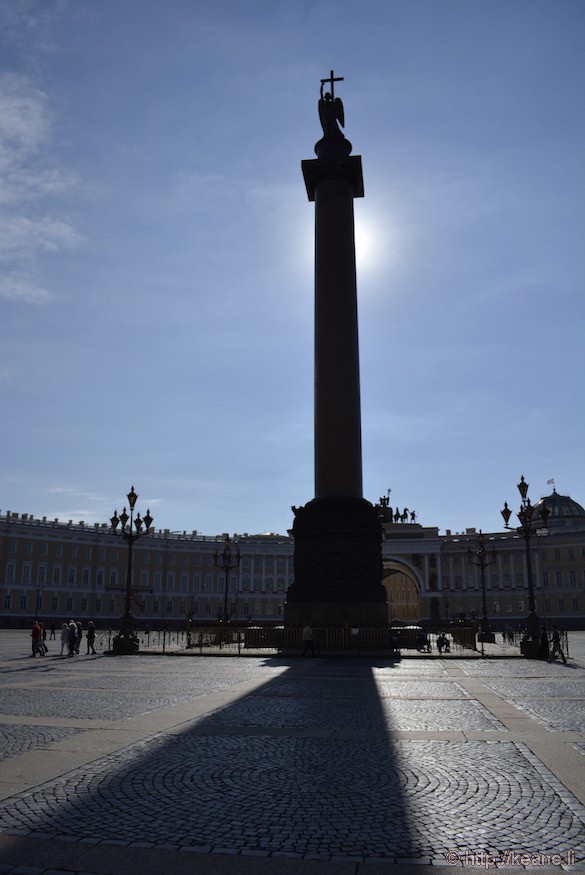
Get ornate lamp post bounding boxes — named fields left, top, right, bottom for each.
left=110, top=486, right=153, bottom=655
left=213, top=535, right=240, bottom=644
left=467, top=531, right=496, bottom=656
left=501, top=475, right=549, bottom=657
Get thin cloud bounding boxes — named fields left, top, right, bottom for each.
left=0, top=72, right=80, bottom=303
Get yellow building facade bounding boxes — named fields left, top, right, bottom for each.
left=1, top=489, right=584, bottom=630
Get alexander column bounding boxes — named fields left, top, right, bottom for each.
left=285, top=72, right=388, bottom=628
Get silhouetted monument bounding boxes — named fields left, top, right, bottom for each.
left=285, top=72, right=388, bottom=628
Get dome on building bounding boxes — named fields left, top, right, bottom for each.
left=532, top=489, right=585, bottom=531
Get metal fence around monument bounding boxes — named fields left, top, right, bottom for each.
left=88, top=625, right=568, bottom=658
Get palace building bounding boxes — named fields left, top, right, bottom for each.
left=1, top=488, right=584, bottom=630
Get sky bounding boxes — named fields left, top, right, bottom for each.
left=1, top=0, right=583, bottom=538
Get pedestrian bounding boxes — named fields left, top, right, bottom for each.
left=538, top=628, right=550, bottom=661
left=549, top=628, right=567, bottom=664
left=60, top=623, right=69, bottom=656
left=75, top=621, right=83, bottom=654
left=301, top=623, right=315, bottom=657
left=67, top=622, right=77, bottom=657
left=86, top=621, right=96, bottom=655
left=39, top=622, right=48, bottom=655
left=31, top=621, right=42, bottom=657
left=50, top=620, right=56, bottom=640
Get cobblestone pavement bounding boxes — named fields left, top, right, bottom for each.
left=0, top=631, right=583, bottom=875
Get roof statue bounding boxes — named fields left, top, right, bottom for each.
left=314, top=69, right=352, bottom=161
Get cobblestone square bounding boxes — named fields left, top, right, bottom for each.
left=0, top=631, right=583, bottom=874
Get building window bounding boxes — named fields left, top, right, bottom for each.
left=558, top=598, right=565, bottom=612
left=55, top=545, right=63, bottom=557
left=167, top=572, right=175, bottom=590
left=40, top=543, right=48, bottom=556
left=541, top=571, right=549, bottom=587
left=8, top=540, right=16, bottom=553
left=109, top=599, right=115, bottom=612
left=5, top=562, right=15, bottom=583
left=555, top=571, right=563, bottom=587
left=572, top=598, right=578, bottom=612
left=95, top=598, right=102, bottom=612
left=141, top=571, right=148, bottom=588
left=52, top=566, right=61, bottom=585
left=153, top=600, right=159, bottom=614
left=4, top=595, right=11, bottom=609
left=25, top=540, right=33, bottom=554
left=553, top=549, right=561, bottom=561
left=111, top=549, right=118, bottom=561
left=68, top=567, right=76, bottom=585
left=81, top=598, right=87, bottom=612
left=84, top=547, right=92, bottom=560
left=96, top=570, right=104, bottom=587
left=166, top=601, right=173, bottom=614
left=569, top=571, right=576, bottom=587
left=180, top=573, right=188, bottom=591
left=568, top=548, right=574, bottom=560
left=154, top=572, right=161, bottom=590
left=109, top=570, right=118, bottom=587
left=51, top=597, right=58, bottom=610
left=544, top=599, right=551, bottom=613
left=82, top=569, right=90, bottom=585
left=66, top=597, right=73, bottom=611
left=20, top=596, right=27, bottom=610
left=70, top=546, right=78, bottom=558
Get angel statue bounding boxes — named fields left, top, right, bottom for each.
left=318, top=82, right=345, bottom=138
left=314, top=70, right=352, bottom=160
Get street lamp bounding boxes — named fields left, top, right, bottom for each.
left=110, top=485, right=153, bottom=655
left=213, top=535, right=241, bottom=643
left=501, top=475, right=549, bottom=657
left=467, top=531, right=496, bottom=657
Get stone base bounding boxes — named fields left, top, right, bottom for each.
left=285, top=497, right=388, bottom=628
left=111, top=634, right=139, bottom=655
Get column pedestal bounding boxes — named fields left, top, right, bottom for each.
left=285, top=497, right=388, bottom=628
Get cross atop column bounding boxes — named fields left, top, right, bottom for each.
left=320, top=69, right=344, bottom=100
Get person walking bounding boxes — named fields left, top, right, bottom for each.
left=549, top=628, right=567, bottom=664
left=50, top=620, right=56, bottom=640
left=539, top=628, right=550, bottom=661
left=31, top=621, right=42, bottom=657
left=86, top=621, right=96, bottom=655
left=302, top=623, right=315, bottom=657
left=60, top=623, right=69, bottom=656
left=67, top=622, right=77, bottom=657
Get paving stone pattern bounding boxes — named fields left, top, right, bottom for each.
left=0, top=725, right=83, bottom=763
left=0, top=639, right=584, bottom=868
left=0, top=736, right=583, bottom=861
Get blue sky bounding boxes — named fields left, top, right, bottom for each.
left=1, top=0, right=583, bottom=537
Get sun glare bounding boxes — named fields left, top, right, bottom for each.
left=355, top=213, right=385, bottom=273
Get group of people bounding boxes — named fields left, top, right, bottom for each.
left=31, top=619, right=97, bottom=657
